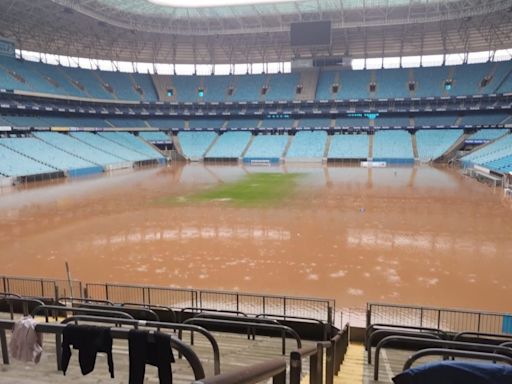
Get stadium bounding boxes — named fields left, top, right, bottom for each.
left=0, top=0, right=512, bottom=382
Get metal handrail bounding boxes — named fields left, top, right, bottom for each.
left=367, top=302, right=511, bottom=318
left=0, top=319, right=205, bottom=379
left=367, top=329, right=442, bottom=363
left=59, top=297, right=114, bottom=306
left=69, top=302, right=160, bottom=322
left=121, top=302, right=177, bottom=323
left=453, top=331, right=512, bottom=342
left=256, top=313, right=326, bottom=325
left=403, top=348, right=512, bottom=371
left=181, top=307, right=249, bottom=319
left=290, top=344, right=321, bottom=384
left=184, top=318, right=302, bottom=355
left=365, top=323, right=448, bottom=350
left=59, top=315, right=221, bottom=375
left=192, top=357, right=286, bottom=384
left=374, top=335, right=512, bottom=380
left=0, top=292, right=21, bottom=298
left=2, top=297, right=46, bottom=320
left=256, top=313, right=330, bottom=340
left=31, top=305, right=135, bottom=320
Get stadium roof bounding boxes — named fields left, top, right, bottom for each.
left=0, top=0, right=510, bottom=64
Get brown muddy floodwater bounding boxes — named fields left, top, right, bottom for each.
left=0, top=164, right=511, bottom=319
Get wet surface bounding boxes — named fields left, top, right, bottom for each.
left=0, top=163, right=511, bottom=314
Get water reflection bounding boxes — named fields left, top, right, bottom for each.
left=90, top=225, right=291, bottom=247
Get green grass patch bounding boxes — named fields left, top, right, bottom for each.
left=158, top=172, right=302, bottom=207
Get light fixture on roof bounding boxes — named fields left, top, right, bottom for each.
left=148, top=0, right=299, bottom=8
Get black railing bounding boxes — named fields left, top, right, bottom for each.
left=403, top=348, right=512, bottom=370
left=60, top=315, right=221, bottom=375
left=0, top=319, right=206, bottom=380
left=289, top=324, right=349, bottom=384
left=183, top=318, right=301, bottom=355
left=373, top=335, right=512, bottom=380
left=1, top=275, right=335, bottom=325
left=367, top=302, right=510, bottom=334
left=192, top=358, right=286, bottom=384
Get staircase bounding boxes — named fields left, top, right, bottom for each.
left=333, top=343, right=365, bottom=384
left=203, top=134, right=221, bottom=159
left=92, top=71, right=118, bottom=100
left=56, top=67, right=92, bottom=98
left=240, top=134, right=255, bottom=159
left=323, top=134, right=332, bottom=161
left=296, top=68, right=319, bottom=101
left=411, top=133, right=419, bottom=160
left=170, top=133, right=187, bottom=160
left=282, top=135, right=294, bottom=159
left=151, top=74, right=176, bottom=102
left=438, top=132, right=470, bottom=162
left=368, top=134, right=374, bottom=160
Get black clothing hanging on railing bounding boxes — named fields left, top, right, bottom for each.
left=128, top=329, right=175, bottom=384
left=61, top=324, right=114, bottom=378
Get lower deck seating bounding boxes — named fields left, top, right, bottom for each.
left=0, top=144, right=56, bottom=177
left=70, top=132, right=150, bottom=162
left=373, top=130, right=413, bottom=162
left=467, top=129, right=509, bottom=142
left=205, top=131, right=252, bottom=159
left=461, top=133, right=512, bottom=168
left=138, top=131, right=172, bottom=143
left=243, top=134, right=288, bottom=161
left=286, top=131, right=327, bottom=160
left=98, top=132, right=165, bottom=160
left=34, top=132, right=127, bottom=167
left=328, top=134, right=369, bottom=160
left=0, top=137, right=101, bottom=176
left=416, top=129, right=463, bottom=161
left=178, top=131, right=218, bottom=160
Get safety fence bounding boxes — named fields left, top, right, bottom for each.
left=85, top=283, right=335, bottom=324
left=1, top=275, right=81, bottom=300
left=0, top=275, right=335, bottom=324
left=367, top=302, right=512, bottom=335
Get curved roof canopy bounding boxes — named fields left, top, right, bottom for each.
left=0, top=0, right=510, bottom=64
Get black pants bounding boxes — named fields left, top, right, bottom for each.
left=61, top=324, right=114, bottom=378
left=128, top=329, right=175, bottom=384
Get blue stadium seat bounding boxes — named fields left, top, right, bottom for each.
left=328, top=134, right=369, bottom=159
left=244, top=134, right=288, bottom=161
left=178, top=131, right=217, bottom=160
left=70, top=132, right=150, bottom=162
left=138, top=131, right=171, bottom=143
left=416, top=129, right=463, bottom=161
left=0, top=137, right=102, bottom=176
left=0, top=143, right=57, bottom=177
left=98, top=132, right=165, bottom=160
left=34, top=131, right=127, bottom=167
left=373, top=130, right=413, bottom=162
left=205, top=131, right=252, bottom=159
left=286, top=131, right=327, bottom=160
